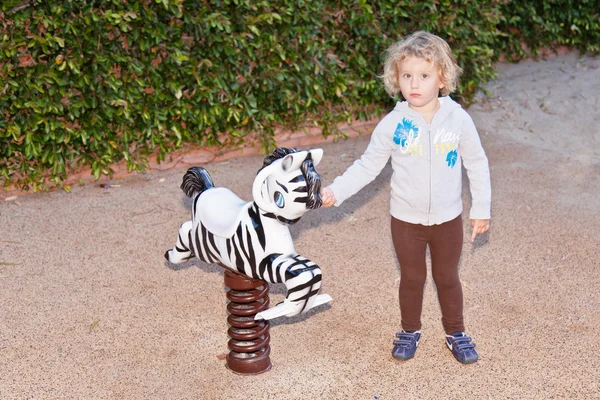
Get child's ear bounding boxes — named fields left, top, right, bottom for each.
left=438, top=71, right=446, bottom=89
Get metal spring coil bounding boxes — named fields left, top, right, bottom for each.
left=224, top=270, right=272, bottom=374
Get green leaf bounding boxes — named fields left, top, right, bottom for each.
left=248, top=25, right=260, bottom=36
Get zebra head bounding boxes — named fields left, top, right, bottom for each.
left=252, top=148, right=323, bottom=224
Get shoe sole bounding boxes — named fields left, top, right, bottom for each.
left=392, top=352, right=415, bottom=361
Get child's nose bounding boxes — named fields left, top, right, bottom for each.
left=411, top=77, right=419, bottom=88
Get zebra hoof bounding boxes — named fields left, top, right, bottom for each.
left=254, top=299, right=300, bottom=320
left=312, top=293, right=333, bottom=308
left=254, top=294, right=333, bottom=320
left=164, top=250, right=171, bottom=262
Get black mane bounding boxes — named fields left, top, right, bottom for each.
left=258, top=147, right=301, bottom=172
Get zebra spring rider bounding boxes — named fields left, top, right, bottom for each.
left=165, top=148, right=332, bottom=320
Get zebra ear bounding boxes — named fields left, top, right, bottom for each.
left=309, top=148, right=323, bottom=166
left=281, top=151, right=311, bottom=172
left=281, top=153, right=296, bottom=172
left=281, top=151, right=306, bottom=172
left=281, top=149, right=323, bottom=172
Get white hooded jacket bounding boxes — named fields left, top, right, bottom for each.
left=328, top=96, right=491, bottom=225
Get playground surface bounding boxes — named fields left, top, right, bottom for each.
left=1, top=52, right=599, bottom=399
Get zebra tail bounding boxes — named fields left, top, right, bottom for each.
left=180, top=167, right=215, bottom=198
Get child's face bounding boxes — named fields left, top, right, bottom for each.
left=398, top=55, right=444, bottom=113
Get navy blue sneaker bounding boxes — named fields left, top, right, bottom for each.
left=392, top=330, right=421, bottom=361
left=445, top=332, right=478, bottom=364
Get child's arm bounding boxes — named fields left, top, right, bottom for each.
left=326, top=117, right=396, bottom=207
left=458, top=111, right=492, bottom=241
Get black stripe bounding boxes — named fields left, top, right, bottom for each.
left=285, top=265, right=320, bottom=279
left=177, top=232, right=189, bottom=251
left=299, top=288, right=321, bottom=313
left=201, top=225, right=219, bottom=263
left=289, top=175, right=304, bottom=183
left=233, top=226, right=246, bottom=274
left=258, top=253, right=281, bottom=282
left=275, top=180, right=288, bottom=193
left=249, top=205, right=266, bottom=251
left=226, top=239, right=232, bottom=260
left=236, top=224, right=252, bottom=266
left=285, top=258, right=318, bottom=274
left=233, top=240, right=245, bottom=274
left=293, top=196, right=308, bottom=203
left=273, top=259, right=286, bottom=283
left=294, top=288, right=320, bottom=302
left=193, top=194, right=201, bottom=217
left=245, top=226, right=257, bottom=278
left=187, top=230, right=196, bottom=258
left=208, top=229, right=219, bottom=260
left=194, top=226, right=205, bottom=262
left=286, top=274, right=322, bottom=295
left=262, top=212, right=277, bottom=220
left=293, top=186, right=308, bottom=193
left=258, top=257, right=270, bottom=281
left=276, top=215, right=301, bottom=225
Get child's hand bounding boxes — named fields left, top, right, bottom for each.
left=320, top=186, right=337, bottom=208
left=471, top=219, right=490, bottom=242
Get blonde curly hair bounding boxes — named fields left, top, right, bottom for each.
left=382, top=31, right=462, bottom=98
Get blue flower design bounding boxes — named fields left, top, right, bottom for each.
left=446, top=149, right=458, bottom=168
left=393, top=118, right=419, bottom=148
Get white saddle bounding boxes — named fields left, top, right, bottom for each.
left=196, top=187, right=251, bottom=238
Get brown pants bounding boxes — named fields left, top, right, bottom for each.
left=391, top=215, right=465, bottom=334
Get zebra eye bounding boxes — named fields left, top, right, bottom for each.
left=274, top=191, right=285, bottom=208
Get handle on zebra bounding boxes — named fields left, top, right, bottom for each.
left=252, top=164, right=279, bottom=214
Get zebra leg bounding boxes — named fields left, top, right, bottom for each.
left=255, top=255, right=332, bottom=320
left=165, top=220, right=195, bottom=264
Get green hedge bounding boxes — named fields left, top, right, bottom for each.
left=498, top=0, right=600, bottom=59
left=1, top=0, right=597, bottom=191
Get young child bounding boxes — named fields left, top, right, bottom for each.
left=321, top=31, right=491, bottom=364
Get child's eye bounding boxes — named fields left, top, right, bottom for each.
left=421, top=74, right=429, bottom=79
left=403, top=73, right=411, bottom=79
